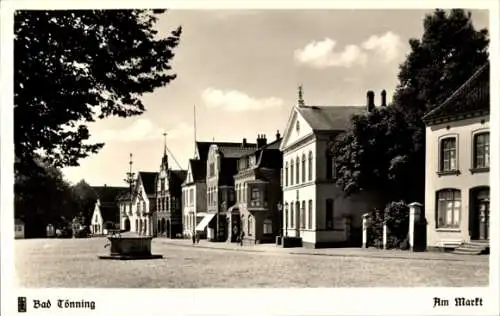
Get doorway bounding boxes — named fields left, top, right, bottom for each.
left=124, top=218, right=131, bottom=231
left=470, top=187, right=490, bottom=240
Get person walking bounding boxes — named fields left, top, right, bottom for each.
left=239, top=231, right=245, bottom=247
left=192, top=233, right=196, bottom=245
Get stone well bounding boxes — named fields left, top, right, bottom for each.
left=98, top=232, right=163, bottom=260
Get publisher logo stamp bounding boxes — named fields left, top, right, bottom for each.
left=18, top=297, right=27, bottom=313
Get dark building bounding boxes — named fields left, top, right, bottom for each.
left=230, top=132, right=283, bottom=244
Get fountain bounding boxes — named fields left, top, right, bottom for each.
left=98, top=231, right=163, bottom=260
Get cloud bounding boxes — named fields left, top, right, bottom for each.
left=201, top=88, right=284, bottom=112
left=294, top=31, right=403, bottom=68
left=93, top=119, right=192, bottom=143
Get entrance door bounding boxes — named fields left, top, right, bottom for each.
left=124, top=219, right=131, bottom=231
left=472, top=188, right=490, bottom=240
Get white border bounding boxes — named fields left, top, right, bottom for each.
left=1, top=1, right=499, bottom=315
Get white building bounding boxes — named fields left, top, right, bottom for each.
left=280, top=88, right=381, bottom=248
left=182, top=159, right=207, bottom=237
left=422, top=63, right=489, bottom=251
left=90, top=186, right=127, bottom=235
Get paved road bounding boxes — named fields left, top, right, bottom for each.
left=14, top=238, right=489, bottom=288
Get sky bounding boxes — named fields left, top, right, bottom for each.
left=61, top=9, right=489, bottom=187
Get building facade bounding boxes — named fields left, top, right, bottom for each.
left=182, top=159, right=207, bottom=238
left=124, top=172, right=157, bottom=236
left=231, top=133, right=283, bottom=244
left=197, top=140, right=257, bottom=241
left=422, top=63, right=490, bottom=249
left=155, top=150, right=187, bottom=238
left=280, top=89, right=382, bottom=248
left=90, top=186, right=128, bottom=235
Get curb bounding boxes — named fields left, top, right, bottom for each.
left=155, top=240, right=488, bottom=263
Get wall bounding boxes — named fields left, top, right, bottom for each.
left=425, top=115, right=490, bottom=247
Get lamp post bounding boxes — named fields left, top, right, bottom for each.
left=277, top=202, right=283, bottom=237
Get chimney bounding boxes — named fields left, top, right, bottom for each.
left=242, top=138, right=247, bottom=147
left=276, top=130, right=281, bottom=140
left=381, top=90, right=387, bottom=107
left=366, top=90, right=375, bottom=112
left=257, top=134, right=267, bottom=148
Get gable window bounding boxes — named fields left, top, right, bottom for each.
left=308, top=151, right=313, bottom=181
left=209, top=163, right=215, bottom=177
left=295, top=157, right=300, bottom=184
left=474, top=132, right=490, bottom=169
left=440, top=137, right=457, bottom=172
left=290, top=160, right=294, bottom=186
left=285, top=162, right=289, bottom=187
left=436, top=189, right=461, bottom=228
left=325, top=199, right=334, bottom=230
left=160, top=179, right=165, bottom=192
left=301, top=154, right=306, bottom=183
left=296, top=120, right=300, bottom=133
left=300, top=200, right=306, bottom=229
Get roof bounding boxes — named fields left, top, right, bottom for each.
left=170, top=169, right=187, bottom=187
left=196, top=141, right=257, bottom=161
left=99, top=205, right=120, bottom=223
left=189, top=159, right=207, bottom=181
left=423, top=63, right=489, bottom=124
left=138, top=172, right=158, bottom=195
left=91, top=186, right=128, bottom=204
left=297, top=105, right=366, bottom=131
left=218, top=145, right=257, bottom=158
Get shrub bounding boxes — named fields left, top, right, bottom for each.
left=366, top=201, right=409, bottom=249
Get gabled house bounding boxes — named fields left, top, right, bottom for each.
left=197, top=140, right=257, bottom=241
left=280, top=88, right=382, bottom=248
left=129, top=172, right=158, bottom=236
left=155, top=147, right=187, bottom=238
left=182, top=158, right=207, bottom=238
left=231, top=133, right=283, bottom=244
left=422, top=63, right=490, bottom=251
left=90, top=185, right=128, bottom=235
left=118, top=191, right=132, bottom=231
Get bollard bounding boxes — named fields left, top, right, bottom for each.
left=362, top=213, right=370, bottom=248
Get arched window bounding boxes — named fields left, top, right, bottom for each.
left=436, top=189, right=461, bottom=228
left=308, top=151, right=313, bottom=181
left=301, top=154, right=306, bottom=183
left=290, top=203, right=294, bottom=228
left=290, top=159, right=294, bottom=186
left=295, top=156, right=300, bottom=184
left=285, top=162, right=289, bottom=187
left=300, top=200, right=306, bottom=229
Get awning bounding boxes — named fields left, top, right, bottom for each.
left=195, top=213, right=216, bottom=231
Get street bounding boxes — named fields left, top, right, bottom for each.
left=14, top=238, right=489, bottom=288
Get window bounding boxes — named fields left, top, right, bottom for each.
left=143, top=201, right=147, bottom=213
left=263, top=219, right=273, bottom=234
left=300, top=200, right=306, bottom=229
left=326, top=199, right=334, bottom=230
left=290, top=203, right=294, bottom=228
left=290, top=160, right=294, bottom=186
left=248, top=216, right=253, bottom=236
left=251, top=188, right=260, bottom=200
left=296, top=120, right=300, bottom=133
left=308, top=200, right=313, bottom=229
left=160, top=178, right=165, bottom=192
left=285, top=162, right=289, bottom=187
left=308, top=151, right=313, bottom=181
left=189, top=188, right=194, bottom=206
left=437, top=189, right=461, bottom=228
left=302, top=154, right=306, bottom=183
left=440, top=137, right=457, bottom=171
left=284, top=203, right=289, bottom=228
left=209, top=163, right=215, bottom=177
left=296, top=157, right=300, bottom=184
left=166, top=197, right=170, bottom=211
left=474, top=132, right=490, bottom=168
left=326, top=154, right=335, bottom=179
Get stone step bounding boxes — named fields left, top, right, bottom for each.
left=453, top=248, right=483, bottom=255
left=460, top=243, right=489, bottom=250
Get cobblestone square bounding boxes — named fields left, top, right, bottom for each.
left=14, top=238, right=489, bottom=288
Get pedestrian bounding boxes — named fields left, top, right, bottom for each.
left=192, top=233, right=196, bottom=245
left=196, top=232, right=200, bottom=244
left=240, top=231, right=244, bottom=247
